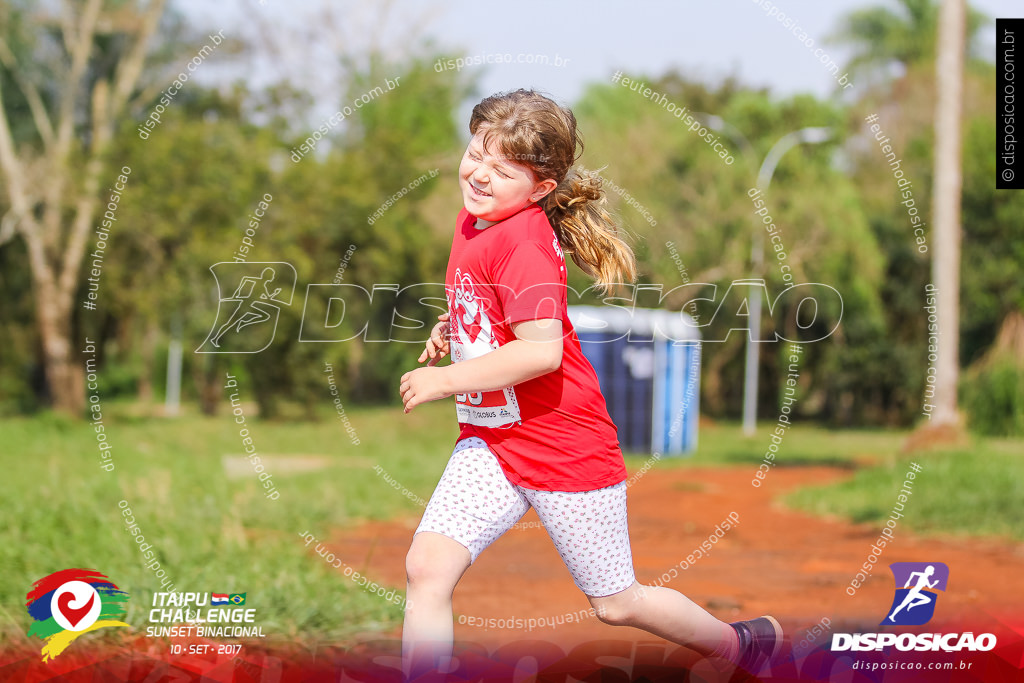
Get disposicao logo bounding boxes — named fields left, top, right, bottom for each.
left=25, top=569, right=130, bottom=662
left=831, top=561, right=996, bottom=653
left=883, top=562, right=948, bottom=626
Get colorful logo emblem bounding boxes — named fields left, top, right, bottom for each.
left=882, top=562, right=949, bottom=626
left=25, top=569, right=129, bottom=662
left=229, top=592, right=246, bottom=605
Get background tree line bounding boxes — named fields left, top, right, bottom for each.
left=0, top=0, right=1020, bottom=435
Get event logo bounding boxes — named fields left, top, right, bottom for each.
left=25, top=569, right=130, bottom=662
left=832, top=561, right=996, bottom=652
left=883, top=562, right=949, bottom=626
left=197, top=262, right=296, bottom=353
left=147, top=590, right=264, bottom=639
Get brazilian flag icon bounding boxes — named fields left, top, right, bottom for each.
left=228, top=593, right=246, bottom=605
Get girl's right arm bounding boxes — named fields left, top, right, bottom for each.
left=436, top=317, right=563, bottom=394
left=400, top=317, right=563, bottom=413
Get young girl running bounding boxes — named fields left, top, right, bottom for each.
left=399, top=89, right=782, bottom=678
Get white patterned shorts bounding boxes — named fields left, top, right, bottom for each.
left=415, top=436, right=636, bottom=597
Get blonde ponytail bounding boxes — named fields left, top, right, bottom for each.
left=542, top=168, right=637, bottom=295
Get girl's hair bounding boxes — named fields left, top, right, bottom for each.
left=469, top=89, right=637, bottom=294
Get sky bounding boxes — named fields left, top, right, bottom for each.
left=176, top=0, right=1014, bottom=123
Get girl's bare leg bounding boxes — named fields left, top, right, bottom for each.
left=587, top=582, right=739, bottom=660
left=402, top=531, right=472, bottom=679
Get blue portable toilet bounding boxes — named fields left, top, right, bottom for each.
left=568, top=306, right=701, bottom=455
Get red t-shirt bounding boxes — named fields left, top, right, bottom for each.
left=444, top=204, right=626, bottom=492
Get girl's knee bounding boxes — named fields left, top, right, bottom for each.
left=405, top=533, right=470, bottom=590
left=405, top=544, right=441, bottom=586
left=591, top=599, right=633, bottom=626
left=588, top=586, right=639, bottom=626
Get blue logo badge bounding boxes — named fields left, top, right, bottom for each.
left=882, top=562, right=949, bottom=626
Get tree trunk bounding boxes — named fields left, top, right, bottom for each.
left=929, top=0, right=965, bottom=428
left=192, top=354, right=222, bottom=416
left=904, top=0, right=967, bottom=452
left=138, top=317, right=158, bottom=402
left=0, top=0, right=167, bottom=418
left=33, top=271, right=85, bottom=414
left=989, top=310, right=1024, bottom=361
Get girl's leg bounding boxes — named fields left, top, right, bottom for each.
left=524, top=483, right=743, bottom=661
left=586, top=582, right=739, bottom=659
left=402, top=437, right=529, bottom=679
left=403, top=531, right=471, bottom=678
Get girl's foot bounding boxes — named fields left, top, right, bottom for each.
left=730, top=615, right=784, bottom=673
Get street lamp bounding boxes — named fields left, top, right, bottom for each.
left=696, top=116, right=831, bottom=436
left=742, top=127, right=831, bottom=436
left=698, top=113, right=756, bottom=171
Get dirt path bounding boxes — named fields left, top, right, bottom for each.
left=324, top=464, right=1024, bottom=652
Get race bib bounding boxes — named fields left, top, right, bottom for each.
left=449, top=268, right=521, bottom=428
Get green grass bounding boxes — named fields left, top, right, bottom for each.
left=783, top=436, right=1024, bottom=541
left=1, top=399, right=461, bottom=648
left=623, top=420, right=903, bottom=470
left=3, top=403, right=1023, bottom=648
left=632, top=420, right=1024, bottom=543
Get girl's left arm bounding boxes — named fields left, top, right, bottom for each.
left=400, top=318, right=563, bottom=413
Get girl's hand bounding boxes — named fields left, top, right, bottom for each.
left=400, top=366, right=452, bottom=413
left=418, top=312, right=451, bottom=366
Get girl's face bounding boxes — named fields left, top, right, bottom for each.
left=458, top=128, right=557, bottom=228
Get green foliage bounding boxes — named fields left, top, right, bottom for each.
left=0, top=0, right=50, bottom=145
left=269, top=54, right=467, bottom=403
left=573, top=75, right=886, bottom=422
left=786, top=437, right=1024, bottom=540
left=828, top=0, right=991, bottom=79
left=961, top=109, right=1024, bottom=361
left=0, top=3, right=1016, bottom=430
left=829, top=0, right=1009, bottom=426
left=76, top=53, right=469, bottom=414
left=962, top=356, right=1024, bottom=436
left=0, top=238, right=39, bottom=414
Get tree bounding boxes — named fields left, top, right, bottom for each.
left=105, top=86, right=278, bottom=415
left=0, top=0, right=166, bottom=415
left=928, top=0, right=967, bottom=430
left=829, top=0, right=987, bottom=83
left=960, top=106, right=1024, bottom=434
left=830, top=0, right=994, bottom=432
left=573, top=77, right=885, bottom=422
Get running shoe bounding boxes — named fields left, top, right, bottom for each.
left=730, top=615, right=784, bottom=673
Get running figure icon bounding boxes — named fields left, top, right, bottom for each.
left=210, top=266, right=284, bottom=348
left=886, top=565, right=938, bottom=623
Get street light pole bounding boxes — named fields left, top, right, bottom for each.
left=696, top=115, right=831, bottom=436
left=742, top=127, right=831, bottom=436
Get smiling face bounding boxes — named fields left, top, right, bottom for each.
left=458, top=127, right=557, bottom=229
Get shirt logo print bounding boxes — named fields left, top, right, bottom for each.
left=451, top=268, right=491, bottom=346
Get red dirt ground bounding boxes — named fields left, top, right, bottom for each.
left=324, top=464, right=1024, bottom=653
left=7, top=466, right=1022, bottom=682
